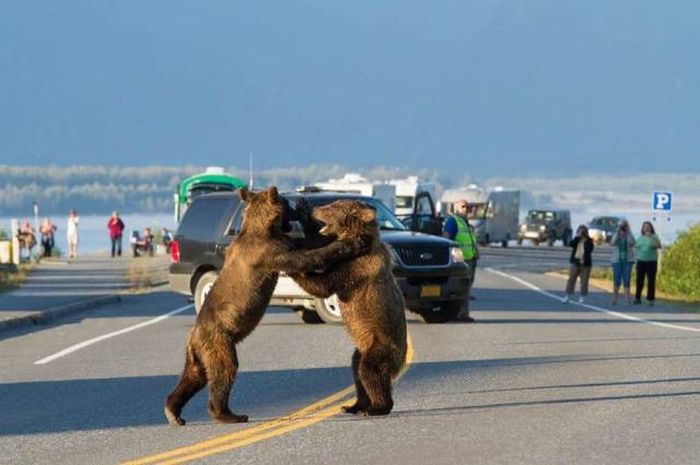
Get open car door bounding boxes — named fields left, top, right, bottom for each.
left=402, top=191, right=443, bottom=236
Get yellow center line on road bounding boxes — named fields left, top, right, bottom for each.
left=124, top=334, right=415, bottom=465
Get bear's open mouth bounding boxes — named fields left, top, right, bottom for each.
left=318, top=224, right=331, bottom=236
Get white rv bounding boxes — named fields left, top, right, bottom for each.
left=440, top=185, right=520, bottom=247
left=315, top=173, right=396, bottom=211
left=388, top=176, right=438, bottom=220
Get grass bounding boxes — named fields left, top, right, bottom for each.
left=0, top=264, right=31, bottom=293
left=126, top=255, right=169, bottom=292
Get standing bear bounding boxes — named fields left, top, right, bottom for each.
left=290, top=199, right=408, bottom=416
left=164, top=187, right=367, bottom=426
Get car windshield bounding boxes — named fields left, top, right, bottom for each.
left=528, top=210, right=554, bottom=221
left=395, top=195, right=413, bottom=209
left=301, top=196, right=407, bottom=231
left=467, top=203, right=488, bottom=219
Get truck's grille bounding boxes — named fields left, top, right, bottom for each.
left=394, top=247, right=450, bottom=267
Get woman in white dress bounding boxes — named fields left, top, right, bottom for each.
left=67, top=209, right=80, bottom=258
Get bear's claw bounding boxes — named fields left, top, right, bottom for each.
left=164, top=406, right=186, bottom=426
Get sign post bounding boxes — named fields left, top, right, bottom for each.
left=651, top=191, right=672, bottom=273
left=32, top=201, right=39, bottom=235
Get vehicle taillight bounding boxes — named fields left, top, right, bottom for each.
left=171, top=239, right=180, bottom=263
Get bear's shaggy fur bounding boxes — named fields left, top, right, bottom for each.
left=291, top=199, right=407, bottom=416
left=164, top=187, right=366, bottom=426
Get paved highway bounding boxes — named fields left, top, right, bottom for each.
left=1, top=246, right=699, bottom=465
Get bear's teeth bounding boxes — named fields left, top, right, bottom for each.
left=319, top=225, right=330, bottom=235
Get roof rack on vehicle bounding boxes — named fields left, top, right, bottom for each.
left=294, top=185, right=323, bottom=193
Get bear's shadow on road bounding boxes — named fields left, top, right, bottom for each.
left=334, top=356, right=700, bottom=421
left=5, top=352, right=700, bottom=436
left=0, top=365, right=352, bottom=436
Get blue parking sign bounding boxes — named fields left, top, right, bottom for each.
left=652, top=191, right=672, bottom=211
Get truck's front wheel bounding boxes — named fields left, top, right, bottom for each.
left=314, top=295, right=343, bottom=324
left=194, top=271, right=219, bottom=315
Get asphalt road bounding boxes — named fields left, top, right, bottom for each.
left=1, top=246, right=699, bottom=465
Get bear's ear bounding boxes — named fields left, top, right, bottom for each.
left=238, top=188, right=250, bottom=202
left=266, top=186, right=279, bottom=203
left=357, top=205, right=376, bottom=224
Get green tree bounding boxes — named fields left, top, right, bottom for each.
left=658, top=223, right=700, bottom=301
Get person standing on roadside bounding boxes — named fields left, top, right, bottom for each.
left=562, top=225, right=594, bottom=304
left=107, top=211, right=125, bottom=258
left=66, top=209, right=80, bottom=259
left=39, top=217, right=57, bottom=258
left=610, top=219, right=635, bottom=305
left=634, top=221, right=662, bottom=306
left=443, top=199, right=478, bottom=322
left=18, top=220, right=37, bottom=259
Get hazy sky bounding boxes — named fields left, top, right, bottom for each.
left=1, top=1, right=698, bottom=176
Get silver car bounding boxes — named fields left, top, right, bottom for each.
left=587, top=216, right=625, bottom=245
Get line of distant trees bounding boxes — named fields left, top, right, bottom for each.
left=2, top=165, right=698, bottom=216
left=0, top=164, right=455, bottom=216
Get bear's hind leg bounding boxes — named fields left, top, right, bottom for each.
left=358, top=346, right=394, bottom=416
left=165, top=344, right=207, bottom=426
left=205, top=337, right=248, bottom=424
left=342, top=349, right=371, bottom=414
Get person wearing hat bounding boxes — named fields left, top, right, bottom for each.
left=443, top=199, right=478, bottom=322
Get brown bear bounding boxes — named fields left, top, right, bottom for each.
left=290, top=199, right=407, bottom=416
left=164, top=187, right=367, bottom=426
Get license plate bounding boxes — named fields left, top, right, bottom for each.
left=420, top=285, right=441, bottom=298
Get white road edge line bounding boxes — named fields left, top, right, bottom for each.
left=34, top=304, right=194, bottom=365
left=485, top=267, right=700, bottom=333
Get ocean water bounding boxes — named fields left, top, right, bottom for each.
left=2, top=209, right=697, bottom=255
left=1, top=213, right=176, bottom=255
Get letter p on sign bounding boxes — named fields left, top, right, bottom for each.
left=652, top=191, right=672, bottom=211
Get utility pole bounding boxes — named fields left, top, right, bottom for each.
left=32, top=201, right=39, bottom=234
left=248, top=152, right=254, bottom=190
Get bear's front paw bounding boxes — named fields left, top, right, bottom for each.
left=359, top=234, right=372, bottom=254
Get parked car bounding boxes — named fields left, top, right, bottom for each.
left=168, top=190, right=472, bottom=324
left=517, top=209, right=572, bottom=246
left=587, top=216, right=625, bottom=245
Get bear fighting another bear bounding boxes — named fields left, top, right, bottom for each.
left=164, top=187, right=368, bottom=426
left=291, top=199, right=407, bottom=416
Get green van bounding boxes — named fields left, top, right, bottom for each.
left=174, top=167, right=246, bottom=222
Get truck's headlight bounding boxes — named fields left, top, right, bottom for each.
left=451, top=247, right=464, bottom=262
left=520, top=223, right=527, bottom=231
left=539, top=225, right=546, bottom=231
left=386, top=245, right=400, bottom=264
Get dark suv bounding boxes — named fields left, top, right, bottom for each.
left=517, top=209, right=572, bottom=246
left=168, top=190, right=472, bottom=324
